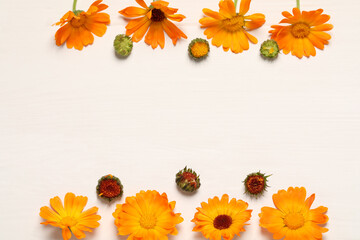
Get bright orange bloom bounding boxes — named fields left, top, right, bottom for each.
left=270, top=8, right=333, bottom=58
left=113, top=190, right=183, bottom=239
left=259, top=187, right=329, bottom=240
left=199, top=0, right=265, bottom=53
left=119, top=0, right=187, bottom=49
left=192, top=194, right=252, bottom=240
left=40, top=192, right=101, bottom=240
left=55, top=0, right=110, bottom=50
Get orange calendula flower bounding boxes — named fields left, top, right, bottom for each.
left=54, top=0, right=110, bottom=50
left=113, top=190, right=183, bottom=239
left=40, top=192, right=101, bottom=240
left=259, top=187, right=329, bottom=240
left=119, top=0, right=187, bottom=49
left=199, top=0, right=265, bottom=53
left=192, top=194, right=252, bottom=240
left=270, top=8, right=333, bottom=58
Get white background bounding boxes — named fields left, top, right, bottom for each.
left=0, top=0, right=359, bottom=239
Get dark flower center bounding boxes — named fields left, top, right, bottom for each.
left=246, top=175, right=265, bottom=194
left=99, top=179, right=121, bottom=198
left=151, top=8, right=165, bottom=22
left=213, top=215, right=232, bottom=230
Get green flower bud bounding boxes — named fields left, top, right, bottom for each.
left=188, top=38, right=210, bottom=60
left=260, top=40, right=279, bottom=59
left=114, top=34, right=133, bottom=57
left=176, top=166, right=201, bottom=193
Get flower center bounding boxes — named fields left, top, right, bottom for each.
left=246, top=175, right=265, bottom=194
left=284, top=213, right=305, bottom=230
left=213, top=214, right=232, bottom=230
left=222, top=15, right=245, bottom=32
left=291, top=22, right=310, bottom=38
left=151, top=8, right=165, bottom=22
left=60, top=216, right=78, bottom=228
left=140, top=214, right=157, bottom=229
left=99, top=179, right=122, bottom=198
left=70, top=15, right=86, bottom=28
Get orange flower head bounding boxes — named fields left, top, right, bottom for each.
left=200, top=0, right=265, bottom=53
left=259, top=187, right=329, bottom=240
left=39, top=192, right=101, bottom=240
left=54, top=0, right=110, bottom=50
left=192, top=194, right=252, bottom=240
left=113, top=190, right=183, bottom=239
left=270, top=8, right=333, bottom=58
left=119, top=0, right=187, bottom=49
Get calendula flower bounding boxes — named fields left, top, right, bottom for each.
left=270, top=6, right=333, bottom=58
left=113, top=190, right=183, bottom=239
left=199, top=0, right=265, bottom=53
left=54, top=0, right=110, bottom=50
left=259, top=187, right=329, bottom=240
left=40, top=192, right=101, bottom=240
left=96, top=174, right=123, bottom=201
left=119, top=0, right=187, bottom=49
left=244, top=171, right=271, bottom=198
left=176, top=166, right=201, bottom=192
left=188, top=38, right=210, bottom=60
left=192, top=194, right=252, bottom=240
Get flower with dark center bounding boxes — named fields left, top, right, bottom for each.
left=244, top=171, right=271, bottom=198
left=119, top=0, right=187, bottom=49
left=96, top=174, right=123, bottom=201
left=192, top=194, right=252, bottom=240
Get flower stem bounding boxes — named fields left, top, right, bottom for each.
left=296, top=0, right=300, bottom=9
left=234, top=0, right=239, bottom=12
left=73, top=0, right=78, bottom=12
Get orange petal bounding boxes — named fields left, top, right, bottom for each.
left=136, top=0, right=148, bottom=9
left=244, top=30, right=257, bottom=44
left=244, top=13, right=265, bottom=30
left=119, top=7, right=148, bottom=17
left=239, top=0, right=251, bottom=15
left=166, top=14, right=186, bottom=22
left=203, top=8, right=224, bottom=20
left=162, top=19, right=187, bottom=45
left=312, top=23, right=333, bottom=31
left=62, top=228, right=72, bottom=240
left=132, top=19, right=151, bottom=42
left=55, top=24, right=72, bottom=46
left=219, top=0, right=236, bottom=18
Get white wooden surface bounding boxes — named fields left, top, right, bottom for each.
left=0, top=0, right=359, bottom=239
